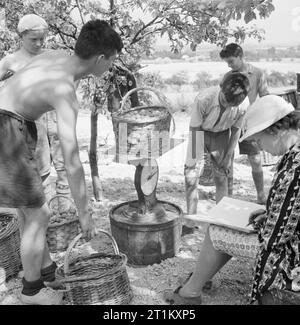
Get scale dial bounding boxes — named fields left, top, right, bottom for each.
left=140, top=158, right=159, bottom=196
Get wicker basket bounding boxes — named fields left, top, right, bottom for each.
left=47, top=195, right=80, bottom=253
left=199, top=153, right=215, bottom=186
left=112, top=87, right=175, bottom=163
left=59, top=231, right=133, bottom=305
left=260, top=150, right=280, bottom=167
left=0, top=212, right=22, bottom=284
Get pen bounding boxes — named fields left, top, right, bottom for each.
left=246, top=221, right=254, bottom=227
left=246, top=214, right=263, bottom=227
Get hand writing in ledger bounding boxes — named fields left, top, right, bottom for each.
left=247, top=209, right=267, bottom=230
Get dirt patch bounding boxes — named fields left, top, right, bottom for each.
left=0, top=111, right=275, bottom=305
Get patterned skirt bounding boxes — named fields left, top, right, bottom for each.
left=209, top=225, right=259, bottom=259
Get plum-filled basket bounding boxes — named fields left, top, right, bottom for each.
left=111, top=87, right=175, bottom=162
left=0, top=212, right=22, bottom=284
left=47, top=195, right=80, bottom=252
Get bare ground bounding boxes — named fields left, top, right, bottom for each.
left=0, top=111, right=276, bottom=305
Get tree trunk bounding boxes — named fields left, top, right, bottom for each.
left=110, top=0, right=115, bottom=28
left=89, top=67, right=138, bottom=200
left=89, top=109, right=104, bottom=201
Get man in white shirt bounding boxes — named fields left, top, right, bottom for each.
left=220, top=43, right=269, bottom=204
left=185, top=72, right=250, bottom=213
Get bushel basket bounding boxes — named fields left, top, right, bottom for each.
left=47, top=195, right=80, bottom=253
left=59, top=230, right=133, bottom=305
left=260, top=150, right=280, bottom=167
left=0, top=212, right=22, bottom=285
left=112, top=87, right=175, bottom=163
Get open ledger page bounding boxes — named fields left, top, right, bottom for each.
left=186, top=197, right=265, bottom=233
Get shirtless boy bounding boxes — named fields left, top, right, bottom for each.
left=0, top=20, right=123, bottom=305
left=0, top=14, right=72, bottom=201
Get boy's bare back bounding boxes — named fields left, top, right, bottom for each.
left=0, top=50, right=76, bottom=120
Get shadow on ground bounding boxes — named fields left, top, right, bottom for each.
left=0, top=157, right=275, bottom=305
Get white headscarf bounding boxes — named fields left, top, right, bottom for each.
left=17, top=14, right=48, bottom=34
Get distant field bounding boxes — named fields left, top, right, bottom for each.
left=140, top=58, right=300, bottom=81
left=138, top=58, right=299, bottom=113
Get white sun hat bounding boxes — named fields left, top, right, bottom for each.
left=17, top=14, right=48, bottom=34
left=239, top=94, right=295, bottom=142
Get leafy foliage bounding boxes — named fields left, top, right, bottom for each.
left=1, top=0, right=275, bottom=111
left=266, top=71, right=297, bottom=88
left=165, top=70, right=189, bottom=87
left=0, top=0, right=276, bottom=199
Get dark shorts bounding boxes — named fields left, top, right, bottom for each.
left=239, top=139, right=260, bottom=156
left=204, top=129, right=231, bottom=177
left=0, top=109, right=46, bottom=208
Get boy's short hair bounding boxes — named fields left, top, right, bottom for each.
left=219, top=43, right=243, bottom=59
left=221, top=72, right=250, bottom=106
left=75, top=20, right=123, bottom=60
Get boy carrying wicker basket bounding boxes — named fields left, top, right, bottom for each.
left=0, top=20, right=123, bottom=305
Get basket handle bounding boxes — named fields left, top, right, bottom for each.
left=48, top=194, right=74, bottom=209
left=120, top=87, right=168, bottom=111
left=119, top=87, right=176, bottom=135
left=63, top=230, right=120, bottom=275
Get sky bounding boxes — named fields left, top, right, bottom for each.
left=247, top=0, right=300, bottom=45
left=155, top=0, right=300, bottom=48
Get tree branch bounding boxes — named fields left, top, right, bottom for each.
left=131, top=0, right=178, bottom=44
left=49, top=23, right=77, bottom=40
left=131, top=28, right=164, bottom=45
left=131, top=15, right=162, bottom=44
left=48, top=24, right=75, bottom=49
left=58, top=12, right=78, bottom=35
left=75, top=0, right=85, bottom=25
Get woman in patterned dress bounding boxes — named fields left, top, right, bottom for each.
left=245, top=102, right=300, bottom=304
left=164, top=95, right=300, bottom=305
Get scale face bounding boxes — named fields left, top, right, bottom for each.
left=140, top=158, right=159, bottom=196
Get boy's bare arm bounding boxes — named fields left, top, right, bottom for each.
left=220, top=126, right=241, bottom=172
left=0, top=56, right=12, bottom=81
left=227, top=126, right=241, bottom=157
left=50, top=86, right=95, bottom=239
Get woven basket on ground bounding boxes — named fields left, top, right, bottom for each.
left=199, top=153, right=215, bottom=186
left=260, top=150, right=280, bottom=167
left=47, top=195, right=80, bottom=253
left=0, top=212, right=22, bottom=285
left=58, top=230, right=133, bottom=305
left=112, top=87, right=175, bottom=163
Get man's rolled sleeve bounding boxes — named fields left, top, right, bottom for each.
left=232, top=97, right=249, bottom=129
left=189, top=96, right=204, bottom=128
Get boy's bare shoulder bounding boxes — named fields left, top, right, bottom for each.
left=0, top=51, right=19, bottom=67
left=45, top=78, right=77, bottom=108
left=31, top=49, right=69, bottom=63
left=40, top=49, right=55, bottom=54
left=27, top=50, right=74, bottom=91
left=47, top=76, right=75, bottom=93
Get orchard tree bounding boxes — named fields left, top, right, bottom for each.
left=1, top=0, right=275, bottom=200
